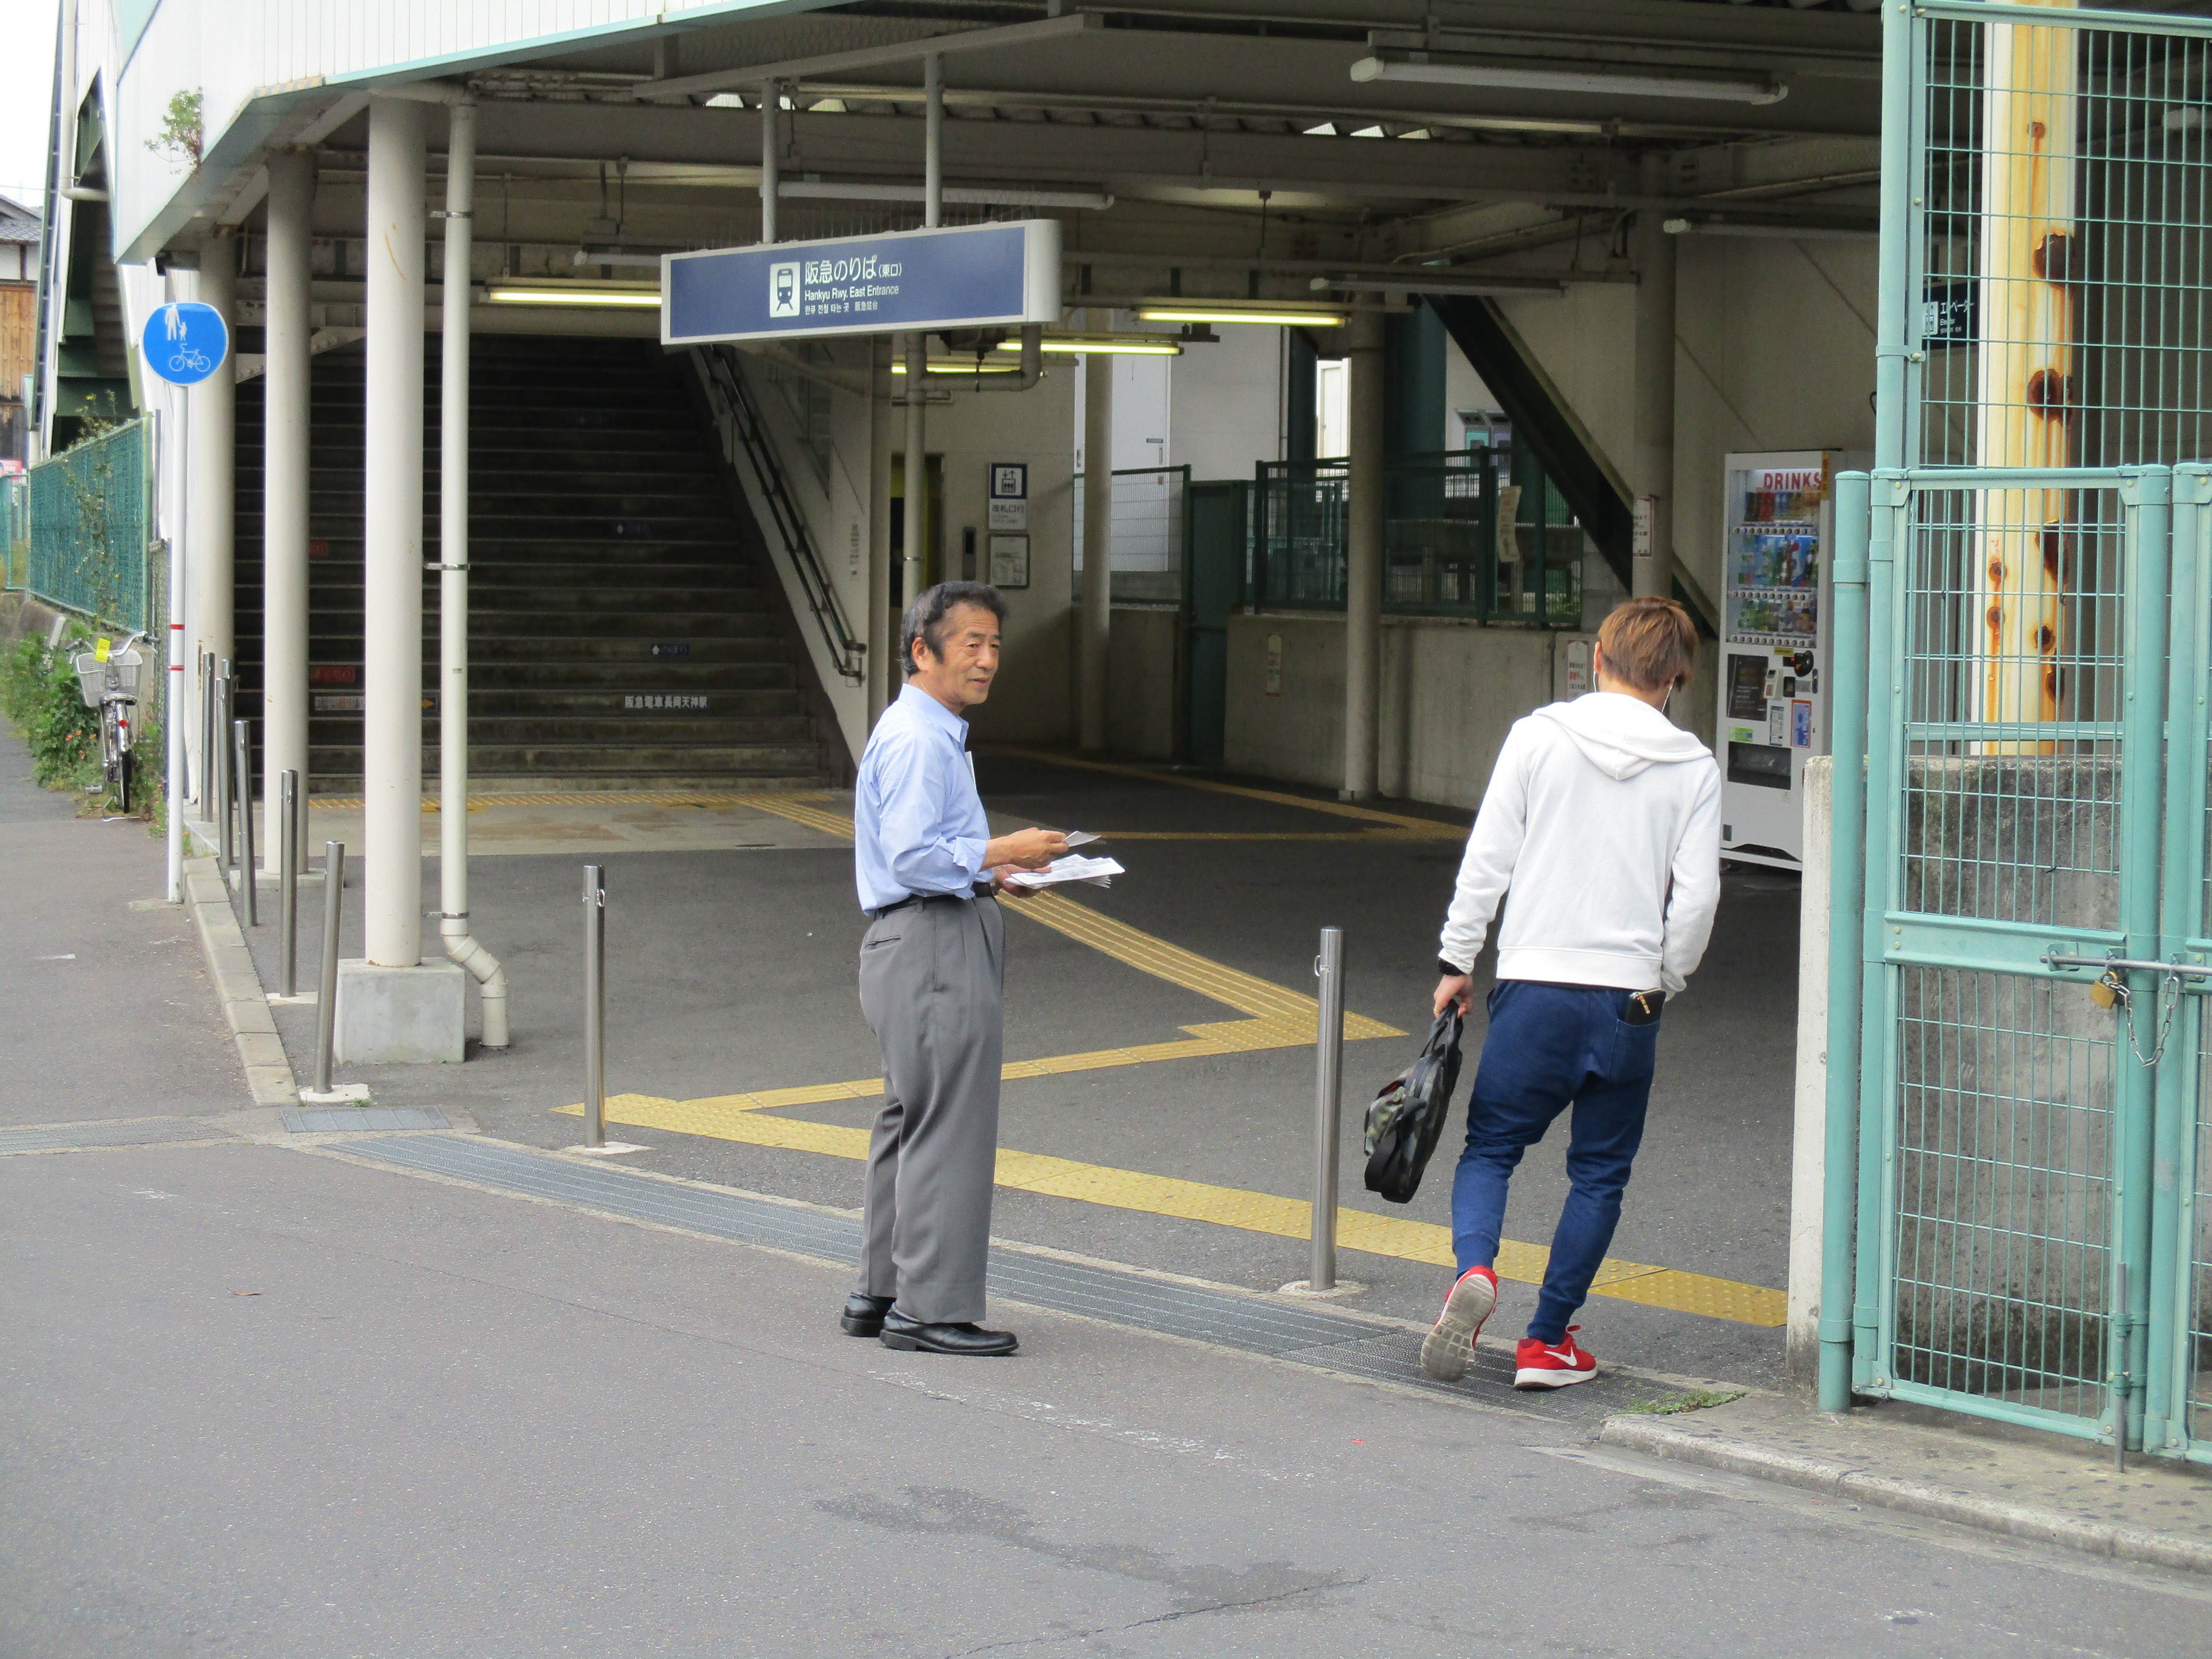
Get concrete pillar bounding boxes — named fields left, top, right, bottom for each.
left=902, top=333, right=927, bottom=616
left=1079, top=351, right=1112, bottom=750
left=362, top=100, right=426, bottom=969
left=1789, top=754, right=1835, bottom=1391
left=868, top=337, right=894, bottom=719
left=1632, top=155, right=1678, bottom=602
left=188, top=242, right=235, bottom=808
left=261, top=150, right=313, bottom=872
left=1343, top=310, right=1384, bottom=802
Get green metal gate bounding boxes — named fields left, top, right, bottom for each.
left=1827, top=2, right=2212, bottom=1461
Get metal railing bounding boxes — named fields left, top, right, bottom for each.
left=695, top=345, right=866, bottom=684
left=1251, top=447, right=1584, bottom=626
left=1072, top=464, right=1190, bottom=606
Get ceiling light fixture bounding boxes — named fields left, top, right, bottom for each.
left=1137, top=307, right=1345, bottom=328
left=1663, top=218, right=1876, bottom=242
left=1000, top=336, right=1185, bottom=356
left=1350, top=51, right=1788, bottom=106
left=892, top=359, right=1034, bottom=374
left=486, top=285, right=662, bottom=307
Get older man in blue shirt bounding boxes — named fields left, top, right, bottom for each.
left=843, top=582, right=1066, bottom=1357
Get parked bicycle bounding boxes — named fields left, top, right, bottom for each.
left=71, top=632, right=148, bottom=813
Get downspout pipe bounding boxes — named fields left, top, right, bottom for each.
left=436, top=98, right=509, bottom=1048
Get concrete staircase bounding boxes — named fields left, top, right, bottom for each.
left=231, top=335, right=840, bottom=793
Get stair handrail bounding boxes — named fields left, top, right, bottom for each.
left=694, top=344, right=866, bottom=684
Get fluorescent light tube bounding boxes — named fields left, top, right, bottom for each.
left=1350, top=54, right=1787, bottom=106
left=1001, top=337, right=1185, bottom=356
left=1136, top=307, right=1345, bottom=328
left=486, top=286, right=662, bottom=307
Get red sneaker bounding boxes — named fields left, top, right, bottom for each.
left=1514, top=1326, right=1598, bottom=1389
left=1419, top=1266, right=1498, bottom=1382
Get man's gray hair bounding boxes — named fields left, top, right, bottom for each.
left=902, top=582, right=1009, bottom=676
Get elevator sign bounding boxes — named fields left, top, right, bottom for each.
left=662, top=219, right=1061, bottom=346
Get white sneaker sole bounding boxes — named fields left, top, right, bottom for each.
left=1418, top=1273, right=1497, bottom=1382
left=1513, top=1364, right=1598, bottom=1390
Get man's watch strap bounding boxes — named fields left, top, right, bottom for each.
left=1437, top=958, right=1467, bottom=979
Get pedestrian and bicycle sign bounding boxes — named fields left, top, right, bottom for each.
left=662, top=219, right=1061, bottom=346
left=140, top=302, right=230, bottom=386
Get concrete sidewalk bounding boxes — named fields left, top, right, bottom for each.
left=1604, top=1388, right=2212, bottom=1576
left=213, top=749, right=1804, bottom=1389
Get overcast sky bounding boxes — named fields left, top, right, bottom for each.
left=1, top=0, right=61, bottom=210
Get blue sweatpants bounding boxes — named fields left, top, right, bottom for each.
left=1449, top=979, right=1660, bottom=1343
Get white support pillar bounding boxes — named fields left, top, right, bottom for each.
left=1079, top=349, right=1112, bottom=751
left=869, top=337, right=895, bottom=720
left=437, top=99, right=509, bottom=1049
left=902, top=334, right=927, bottom=618
left=924, top=55, right=943, bottom=228
left=1343, top=310, right=1384, bottom=802
left=188, top=243, right=236, bottom=810
left=261, top=149, right=314, bottom=873
left=363, top=99, right=426, bottom=970
left=760, top=84, right=778, bottom=245
left=1632, top=155, right=1678, bottom=602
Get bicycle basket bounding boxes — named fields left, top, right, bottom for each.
left=70, top=647, right=143, bottom=708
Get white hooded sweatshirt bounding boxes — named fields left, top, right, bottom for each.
left=1438, top=692, right=1723, bottom=997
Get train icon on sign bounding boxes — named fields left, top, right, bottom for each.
left=769, top=261, right=801, bottom=319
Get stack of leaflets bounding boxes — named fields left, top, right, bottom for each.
left=1002, top=853, right=1124, bottom=893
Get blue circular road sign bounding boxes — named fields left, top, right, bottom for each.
left=141, top=301, right=231, bottom=386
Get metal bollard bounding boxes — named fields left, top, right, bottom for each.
left=234, top=719, right=258, bottom=926
left=279, top=770, right=300, bottom=995
left=583, top=864, right=607, bottom=1148
left=215, top=673, right=235, bottom=875
left=1309, top=926, right=1346, bottom=1293
left=314, top=842, right=344, bottom=1093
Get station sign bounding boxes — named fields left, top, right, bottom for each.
left=662, top=219, right=1061, bottom=346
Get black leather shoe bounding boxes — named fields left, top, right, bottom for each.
left=879, top=1310, right=1018, bottom=1356
left=841, top=1293, right=896, bottom=1337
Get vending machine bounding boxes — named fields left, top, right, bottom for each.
left=1714, top=449, right=1863, bottom=871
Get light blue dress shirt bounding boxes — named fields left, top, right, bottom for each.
left=853, top=683, right=991, bottom=913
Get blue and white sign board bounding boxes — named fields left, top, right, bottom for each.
left=141, top=302, right=230, bottom=386
left=662, top=219, right=1061, bottom=346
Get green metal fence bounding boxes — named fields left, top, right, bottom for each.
left=2, top=476, right=26, bottom=590
left=24, top=418, right=153, bottom=630
left=1829, top=2, right=2212, bottom=1462
left=1250, top=447, right=1583, bottom=626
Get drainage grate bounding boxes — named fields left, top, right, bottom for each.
left=0, top=1117, right=235, bottom=1154
left=337, top=1136, right=1690, bottom=1417
left=282, top=1107, right=452, bottom=1133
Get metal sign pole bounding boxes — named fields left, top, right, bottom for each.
left=215, top=668, right=234, bottom=874
left=1310, top=926, right=1345, bottom=1293
left=279, top=770, right=299, bottom=995
left=314, top=842, right=343, bottom=1094
left=583, top=863, right=606, bottom=1149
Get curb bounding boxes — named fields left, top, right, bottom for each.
left=1599, top=1415, right=2212, bottom=1577
left=182, top=854, right=299, bottom=1108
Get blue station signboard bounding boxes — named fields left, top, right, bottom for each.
left=662, top=219, right=1061, bottom=346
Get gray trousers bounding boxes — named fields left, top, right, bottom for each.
left=854, top=894, right=1004, bottom=1324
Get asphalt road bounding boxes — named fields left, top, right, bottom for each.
left=9, top=725, right=2212, bottom=1658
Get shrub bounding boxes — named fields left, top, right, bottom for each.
left=1, top=633, right=103, bottom=791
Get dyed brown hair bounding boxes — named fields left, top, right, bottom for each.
left=1596, top=597, right=1697, bottom=694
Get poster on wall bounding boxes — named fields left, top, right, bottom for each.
left=988, top=533, right=1030, bottom=589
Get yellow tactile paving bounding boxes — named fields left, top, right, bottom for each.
left=553, top=1093, right=1785, bottom=1327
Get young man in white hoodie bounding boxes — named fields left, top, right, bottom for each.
left=1420, top=597, right=1722, bottom=1389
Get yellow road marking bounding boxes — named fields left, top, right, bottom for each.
left=553, top=1094, right=1784, bottom=1327
left=986, top=745, right=1467, bottom=838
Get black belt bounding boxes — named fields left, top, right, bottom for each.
left=870, top=883, right=994, bottom=919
